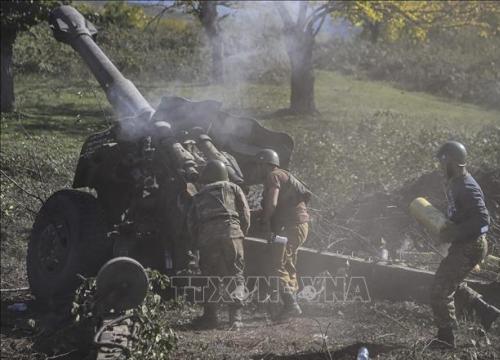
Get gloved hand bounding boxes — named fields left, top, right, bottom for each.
left=264, top=232, right=274, bottom=244
left=439, top=221, right=459, bottom=243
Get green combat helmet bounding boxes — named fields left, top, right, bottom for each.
left=436, top=141, right=467, bottom=167
left=199, top=160, right=229, bottom=184
left=256, top=149, right=280, bottom=167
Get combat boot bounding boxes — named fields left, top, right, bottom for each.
left=229, top=306, right=243, bottom=330
left=278, top=292, right=302, bottom=321
left=473, top=297, right=500, bottom=331
left=191, top=303, right=218, bottom=329
left=430, top=327, right=455, bottom=349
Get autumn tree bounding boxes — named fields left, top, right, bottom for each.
left=274, top=2, right=331, bottom=115
left=0, top=0, right=59, bottom=113
left=341, top=1, right=500, bottom=44
left=159, top=1, right=230, bottom=83
left=275, top=0, right=500, bottom=115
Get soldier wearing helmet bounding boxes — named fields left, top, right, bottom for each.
left=187, top=160, right=250, bottom=330
left=430, top=141, right=498, bottom=348
left=255, top=149, right=311, bottom=320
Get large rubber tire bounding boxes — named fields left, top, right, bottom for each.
left=27, top=190, right=112, bottom=307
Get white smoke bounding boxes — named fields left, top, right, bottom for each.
left=220, top=1, right=289, bottom=86
left=147, top=1, right=293, bottom=111
left=145, top=1, right=355, bottom=112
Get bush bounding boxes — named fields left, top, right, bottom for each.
left=315, top=28, right=500, bottom=109
left=71, top=269, right=177, bottom=359
left=269, top=116, right=500, bottom=208
left=0, top=133, right=77, bottom=288
left=12, top=3, right=292, bottom=87
left=14, top=16, right=209, bottom=83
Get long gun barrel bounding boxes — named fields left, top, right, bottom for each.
left=49, top=6, right=200, bottom=180
left=49, top=5, right=154, bottom=119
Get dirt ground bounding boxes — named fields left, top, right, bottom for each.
left=2, top=169, right=500, bottom=359
left=2, top=290, right=499, bottom=360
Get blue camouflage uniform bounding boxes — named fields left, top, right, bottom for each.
left=431, top=172, right=489, bottom=329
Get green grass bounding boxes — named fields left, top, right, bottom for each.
left=2, top=69, right=499, bottom=196
left=1, top=68, right=499, bottom=288
left=140, top=70, right=500, bottom=128
left=315, top=71, right=500, bottom=129
left=4, top=70, right=498, bottom=138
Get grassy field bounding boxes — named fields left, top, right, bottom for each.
left=1, top=67, right=500, bottom=360
left=1, top=69, right=500, bottom=289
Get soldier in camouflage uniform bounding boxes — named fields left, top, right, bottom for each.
left=256, top=149, right=311, bottom=320
left=430, top=141, right=499, bottom=348
left=187, top=160, right=250, bottom=329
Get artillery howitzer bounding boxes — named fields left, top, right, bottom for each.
left=28, top=4, right=293, bottom=305
left=27, top=5, right=497, bottom=359
left=27, top=5, right=295, bottom=357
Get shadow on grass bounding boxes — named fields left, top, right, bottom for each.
left=33, top=102, right=111, bottom=119
left=0, top=295, right=92, bottom=360
left=252, top=341, right=402, bottom=359
left=4, top=102, right=112, bottom=137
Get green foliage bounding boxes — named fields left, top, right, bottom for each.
left=315, top=27, right=500, bottom=109
left=98, top=21, right=207, bottom=81
left=335, top=1, right=500, bottom=43
left=88, top=2, right=149, bottom=30
left=0, top=128, right=77, bottom=288
left=74, top=2, right=152, bottom=30
left=101, top=2, right=148, bottom=29
left=286, top=115, right=500, bottom=208
left=13, top=22, right=80, bottom=75
left=131, top=270, right=177, bottom=360
left=71, top=269, right=177, bottom=359
left=0, top=0, right=61, bottom=33
left=2, top=68, right=499, bottom=288
left=71, top=276, right=97, bottom=321
left=13, top=16, right=209, bottom=83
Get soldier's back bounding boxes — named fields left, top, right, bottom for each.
left=194, top=181, right=245, bottom=240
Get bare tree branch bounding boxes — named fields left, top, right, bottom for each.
left=17, top=115, right=44, bottom=185
left=305, top=2, right=329, bottom=27
left=297, top=1, right=308, bottom=28
left=312, top=12, right=327, bottom=37
left=274, top=2, right=294, bottom=28
left=143, top=3, right=176, bottom=31
left=217, top=12, right=230, bottom=24
left=0, top=170, right=44, bottom=205
left=305, top=2, right=336, bottom=35
left=1, top=287, right=30, bottom=293
left=373, top=304, right=410, bottom=331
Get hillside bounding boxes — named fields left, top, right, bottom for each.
left=1, top=69, right=499, bottom=360
left=2, top=69, right=499, bottom=286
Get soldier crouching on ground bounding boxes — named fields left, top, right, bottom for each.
left=187, top=160, right=250, bottom=330
left=430, top=141, right=500, bottom=348
left=255, top=149, right=311, bottom=321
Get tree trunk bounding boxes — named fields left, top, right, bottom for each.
left=367, top=21, right=380, bottom=44
left=199, top=2, right=224, bottom=83
left=1, top=29, right=16, bottom=113
left=207, top=33, right=223, bottom=83
left=287, top=32, right=317, bottom=114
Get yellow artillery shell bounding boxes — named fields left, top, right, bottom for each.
left=409, top=197, right=448, bottom=235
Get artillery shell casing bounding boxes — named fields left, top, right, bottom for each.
left=409, top=197, right=448, bottom=235
left=483, top=255, right=500, bottom=272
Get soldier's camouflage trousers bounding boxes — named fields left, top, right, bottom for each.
left=274, top=222, right=309, bottom=294
left=199, top=236, right=245, bottom=306
left=430, top=235, right=488, bottom=329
